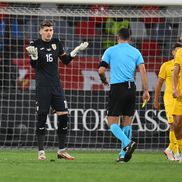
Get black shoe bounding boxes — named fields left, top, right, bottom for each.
left=116, top=155, right=132, bottom=163
left=116, top=157, right=125, bottom=163
left=123, top=154, right=132, bottom=162
left=124, top=141, right=137, bottom=162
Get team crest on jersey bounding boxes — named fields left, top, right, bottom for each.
left=51, top=44, right=56, bottom=50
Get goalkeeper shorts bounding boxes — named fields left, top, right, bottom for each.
left=36, top=85, right=68, bottom=114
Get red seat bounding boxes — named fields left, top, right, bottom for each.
left=76, top=21, right=96, bottom=37
left=140, top=40, right=161, bottom=57
left=0, top=3, right=8, bottom=21
left=144, top=57, right=163, bottom=74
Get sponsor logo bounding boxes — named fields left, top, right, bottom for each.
left=46, top=109, right=168, bottom=132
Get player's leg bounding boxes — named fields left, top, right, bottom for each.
left=170, top=123, right=179, bottom=159
left=36, top=87, right=51, bottom=160
left=36, top=113, right=47, bottom=160
left=109, top=116, right=131, bottom=149
left=108, top=82, right=136, bottom=163
left=109, top=117, right=136, bottom=163
left=172, top=97, right=182, bottom=162
left=121, top=82, right=136, bottom=162
left=164, top=124, right=178, bottom=161
left=164, top=107, right=178, bottom=160
left=56, top=112, right=74, bottom=160
left=52, top=86, right=75, bottom=160
left=173, top=115, right=182, bottom=162
left=57, top=112, right=68, bottom=150
left=119, top=116, right=132, bottom=162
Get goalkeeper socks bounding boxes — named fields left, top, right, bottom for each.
left=169, top=130, right=178, bottom=155
left=37, top=134, right=45, bottom=151
left=57, top=115, right=68, bottom=149
left=110, top=124, right=130, bottom=148
left=58, top=133, right=67, bottom=150
left=120, top=125, right=132, bottom=157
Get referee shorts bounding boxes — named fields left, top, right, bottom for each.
left=107, top=82, right=136, bottom=117
left=36, top=85, right=68, bottom=114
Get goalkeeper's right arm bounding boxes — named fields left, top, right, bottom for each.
left=26, top=46, right=38, bottom=60
left=26, top=44, right=38, bottom=68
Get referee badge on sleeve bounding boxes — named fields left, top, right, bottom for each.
left=51, top=44, right=56, bottom=50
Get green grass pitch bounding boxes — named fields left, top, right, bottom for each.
left=0, top=150, right=182, bottom=182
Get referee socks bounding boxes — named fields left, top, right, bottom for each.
left=122, top=125, right=132, bottom=139
left=110, top=123, right=130, bottom=148
left=120, top=125, right=132, bottom=157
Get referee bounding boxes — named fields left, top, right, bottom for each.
left=98, top=28, right=150, bottom=163
left=26, top=20, right=88, bottom=160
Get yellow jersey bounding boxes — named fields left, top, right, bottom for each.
left=174, top=48, right=182, bottom=96
left=158, top=59, right=174, bottom=106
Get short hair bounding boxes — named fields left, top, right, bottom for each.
left=40, top=20, right=53, bottom=29
left=117, top=28, right=130, bottom=41
left=172, top=42, right=182, bottom=50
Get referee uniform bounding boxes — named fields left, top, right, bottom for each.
left=101, top=42, right=144, bottom=116
left=98, top=28, right=149, bottom=163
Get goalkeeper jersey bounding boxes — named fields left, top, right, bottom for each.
left=174, top=48, right=182, bottom=96
left=29, top=38, right=65, bottom=87
left=158, top=59, right=174, bottom=106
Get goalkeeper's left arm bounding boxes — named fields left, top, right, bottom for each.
left=59, top=42, right=89, bottom=65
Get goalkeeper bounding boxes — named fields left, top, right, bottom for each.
left=154, top=42, right=182, bottom=161
left=26, top=20, right=88, bottom=160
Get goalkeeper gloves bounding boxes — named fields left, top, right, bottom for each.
left=26, top=46, right=38, bottom=60
left=70, top=42, right=89, bottom=57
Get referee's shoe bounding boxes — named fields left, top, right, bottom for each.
left=116, top=155, right=132, bottom=163
left=124, top=141, right=137, bottom=162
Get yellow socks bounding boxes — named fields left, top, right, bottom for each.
left=169, top=131, right=179, bottom=155
left=177, top=139, right=182, bottom=153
